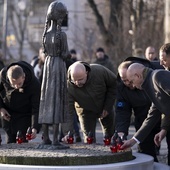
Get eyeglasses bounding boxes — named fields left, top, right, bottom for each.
left=71, top=77, right=85, bottom=84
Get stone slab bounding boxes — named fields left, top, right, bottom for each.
left=0, top=153, right=167, bottom=170
left=0, top=143, right=132, bottom=165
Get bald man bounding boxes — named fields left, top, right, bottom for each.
left=67, top=61, right=116, bottom=143
left=121, top=63, right=170, bottom=151
left=145, top=46, right=158, bottom=61
left=70, top=62, right=87, bottom=87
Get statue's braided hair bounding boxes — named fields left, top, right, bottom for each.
left=42, top=1, right=67, bottom=54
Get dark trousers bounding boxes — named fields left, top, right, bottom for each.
left=1, top=115, right=31, bottom=143
left=136, top=121, right=160, bottom=162
left=73, top=112, right=80, bottom=137
left=134, top=112, right=160, bottom=162
left=138, top=129, right=158, bottom=162
left=59, top=112, right=80, bottom=140
left=78, top=110, right=114, bottom=143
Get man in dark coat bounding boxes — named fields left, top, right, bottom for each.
left=67, top=61, right=116, bottom=142
left=121, top=63, right=170, bottom=151
left=0, top=61, right=41, bottom=143
left=155, top=43, right=170, bottom=165
left=115, top=57, right=162, bottom=161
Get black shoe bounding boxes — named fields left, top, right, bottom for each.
left=75, top=136, right=82, bottom=142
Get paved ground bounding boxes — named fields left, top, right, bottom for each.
left=0, top=123, right=169, bottom=166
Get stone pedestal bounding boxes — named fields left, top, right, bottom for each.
left=0, top=143, right=132, bottom=166
left=0, top=153, right=169, bottom=170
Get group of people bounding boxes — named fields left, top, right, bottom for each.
left=117, top=43, right=170, bottom=165
left=0, top=46, right=116, bottom=144
left=1, top=40, right=170, bottom=164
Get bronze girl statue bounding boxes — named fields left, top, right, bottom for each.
left=38, top=1, right=70, bottom=149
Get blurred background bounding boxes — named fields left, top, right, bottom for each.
left=0, top=0, right=170, bottom=69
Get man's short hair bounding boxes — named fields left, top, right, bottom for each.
left=118, top=60, right=133, bottom=72
left=160, top=43, right=170, bottom=56
left=7, top=65, right=25, bottom=79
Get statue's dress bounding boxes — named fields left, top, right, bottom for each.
left=39, top=24, right=69, bottom=124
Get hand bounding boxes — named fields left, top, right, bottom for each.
left=31, top=128, right=37, bottom=139
left=61, top=134, right=69, bottom=143
left=0, top=108, right=11, bottom=121
left=100, top=110, right=108, bottom=119
left=154, top=129, right=167, bottom=147
left=120, top=138, right=136, bottom=150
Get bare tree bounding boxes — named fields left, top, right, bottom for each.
left=129, top=0, right=164, bottom=51
left=7, top=0, right=31, bottom=60
left=87, top=0, right=164, bottom=67
left=87, top=0, right=123, bottom=66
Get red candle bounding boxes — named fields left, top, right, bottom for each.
left=110, top=137, right=117, bottom=153
left=26, top=127, right=32, bottom=140
left=66, top=131, right=74, bottom=144
left=26, top=133, right=32, bottom=140
left=103, top=137, right=111, bottom=146
left=117, top=136, right=123, bottom=151
left=16, top=130, right=23, bottom=144
left=87, top=131, right=94, bottom=144
left=87, top=137, right=93, bottom=144
left=67, top=137, right=74, bottom=144
left=117, top=143, right=123, bottom=151
left=16, top=137, right=23, bottom=144
left=110, top=145, right=117, bottom=153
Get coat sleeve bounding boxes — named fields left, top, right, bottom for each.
left=158, top=70, right=170, bottom=130
left=155, top=70, right=170, bottom=95
left=161, top=114, right=170, bottom=131
left=115, top=89, right=132, bottom=135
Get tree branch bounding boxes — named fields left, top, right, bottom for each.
left=87, top=0, right=108, bottom=35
